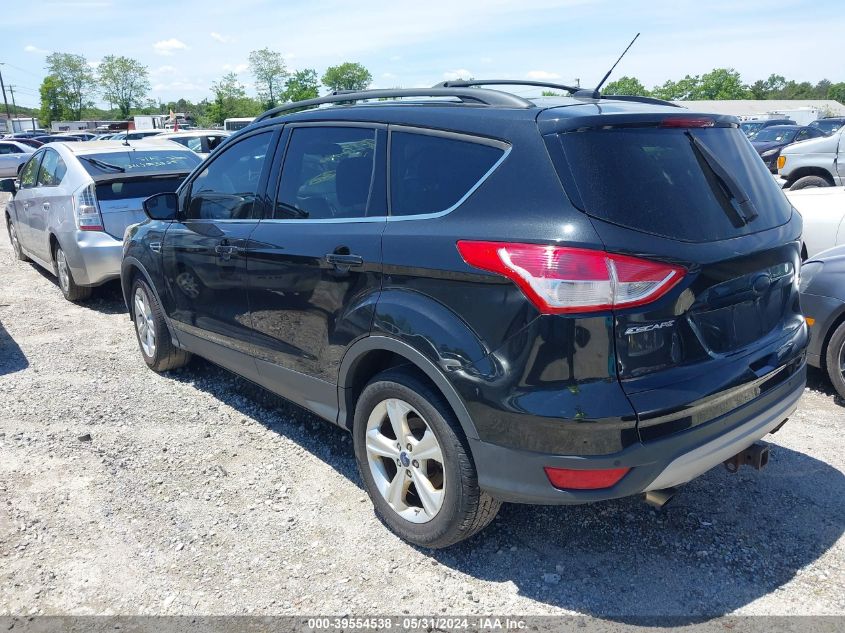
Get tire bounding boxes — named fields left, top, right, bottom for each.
left=352, top=368, right=501, bottom=548
left=54, top=245, right=92, bottom=302
left=789, top=175, right=832, bottom=191
left=6, top=217, right=29, bottom=262
left=130, top=277, right=191, bottom=372
left=824, top=321, right=845, bottom=400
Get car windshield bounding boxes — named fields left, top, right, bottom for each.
left=740, top=122, right=764, bottom=135
left=754, top=128, right=797, bottom=143
left=78, top=150, right=201, bottom=175
left=809, top=119, right=845, bottom=135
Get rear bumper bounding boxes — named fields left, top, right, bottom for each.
left=62, top=230, right=123, bottom=286
left=472, top=362, right=805, bottom=504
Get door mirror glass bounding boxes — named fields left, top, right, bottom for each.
left=143, top=192, right=179, bottom=221
left=0, top=179, right=16, bottom=194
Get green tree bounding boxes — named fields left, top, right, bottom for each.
left=747, top=79, right=768, bottom=99
left=321, top=62, right=372, bottom=92
left=603, top=76, right=650, bottom=96
left=45, top=52, right=96, bottom=120
left=828, top=82, right=845, bottom=104
left=697, top=68, right=747, bottom=100
left=651, top=75, right=701, bottom=100
left=38, top=75, right=65, bottom=125
left=764, top=74, right=787, bottom=97
left=98, top=55, right=150, bottom=117
left=284, top=69, right=319, bottom=102
left=206, top=72, right=261, bottom=124
left=248, top=48, right=288, bottom=108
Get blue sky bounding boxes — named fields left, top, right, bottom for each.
left=2, top=0, right=843, bottom=109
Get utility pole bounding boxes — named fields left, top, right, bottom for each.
left=0, top=64, right=11, bottom=120
left=8, top=85, right=17, bottom=117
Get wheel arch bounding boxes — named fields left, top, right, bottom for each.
left=121, top=256, right=180, bottom=344
left=820, top=307, right=845, bottom=374
left=786, top=167, right=835, bottom=187
left=338, top=335, right=480, bottom=443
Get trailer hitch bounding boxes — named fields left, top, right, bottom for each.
left=723, top=442, right=770, bottom=473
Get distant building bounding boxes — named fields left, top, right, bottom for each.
left=672, top=100, right=845, bottom=124
left=1, top=116, right=40, bottom=134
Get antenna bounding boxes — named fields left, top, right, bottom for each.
left=590, top=32, right=640, bottom=99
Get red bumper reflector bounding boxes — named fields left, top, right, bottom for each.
left=544, top=466, right=631, bottom=490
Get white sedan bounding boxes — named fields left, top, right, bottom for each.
left=786, top=186, right=845, bottom=258
left=0, top=141, right=35, bottom=178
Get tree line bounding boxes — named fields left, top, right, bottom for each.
left=38, top=49, right=373, bottom=127
left=602, top=68, right=845, bottom=103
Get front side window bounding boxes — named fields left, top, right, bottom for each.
left=19, top=153, right=42, bottom=189
left=37, top=150, right=67, bottom=187
left=274, top=126, right=380, bottom=220
left=186, top=131, right=272, bottom=220
left=389, top=131, right=504, bottom=216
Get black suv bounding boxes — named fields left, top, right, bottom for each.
left=122, top=82, right=807, bottom=548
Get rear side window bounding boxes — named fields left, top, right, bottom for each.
left=390, top=132, right=504, bottom=216
left=275, top=126, right=381, bottom=220
left=37, top=150, right=67, bottom=187
left=555, top=127, right=793, bottom=242
left=187, top=131, right=272, bottom=220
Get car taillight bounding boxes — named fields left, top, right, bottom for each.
left=73, top=184, right=104, bottom=231
left=544, top=466, right=630, bottom=490
left=457, top=241, right=685, bottom=314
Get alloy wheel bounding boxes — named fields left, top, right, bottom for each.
left=8, top=223, right=20, bottom=257
left=365, top=397, right=446, bottom=523
left=56, top=249, right=70, bottom=293
left=134, top=286, right=157, bottom=358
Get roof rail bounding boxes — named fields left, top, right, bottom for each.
left=253, top=87, right=533, bottom=123
left=436, top=79, right=582, bottom=94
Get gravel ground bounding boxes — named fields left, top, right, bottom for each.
left=1, top=196, right=844, bottom=621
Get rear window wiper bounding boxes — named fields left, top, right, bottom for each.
left=685, top=132, right=759, bottom=226
left=79, top=156, right=126, bottom=173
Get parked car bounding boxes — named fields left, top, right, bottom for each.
left=126, top=130, right=165, bottom=141
left=800, top=245, right=845, bottom=398
left=33, top=135, right=84, bottom=144
left=740, top=118, right=796, bottom=139
left=0, top=141, right=35, bottom=178
left=156, top=130, right=230, bottom=158
left=777, top=125, right=845, bottom=190
left=2, top=141, right=201, bottom=301
left=808, top=117, right=845, bottom=136
left=122, top=84, right=807, bottom=548
left=751, top=125, right=825, bottom=173
left=66, top=131, right=98, bottom=142
left=14, top=138, right=44, bottom=149
left=6, top=130, right=49, bottom=140
left=785, top=186, right=845, bottom=259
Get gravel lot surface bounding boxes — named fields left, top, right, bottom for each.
left=1, top=194, right=844, bottom=622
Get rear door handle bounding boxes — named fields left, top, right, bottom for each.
left=325, top=253, right=364, bottom=267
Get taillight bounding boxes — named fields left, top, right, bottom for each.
left=457, top=241, right=685, bottom=314
left=659, top=117, right=715, bottom=128
left=544, top=466, right=630, bottom=490
left=74, top=184, right=104, bottom=231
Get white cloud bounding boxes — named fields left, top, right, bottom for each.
left=24, top=44, right=48, bottom=54
left=153, top=38, right=189, bottom=56
left=526, top=70, right=561, bottom=80
left=210, top=32, right=234, bottom=44
left=443, top=69, right=473, bottom=81
left=152, top=81, right=205, bottom=93
left=382, top=72, right=396, bottom=79
left=479, top=57, right=493, bottom=64
left=222, top=63, right=249, bottom=73
left=153, top=65, right=177, bottom=76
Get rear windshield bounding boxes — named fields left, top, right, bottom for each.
left=555, top=126, right=793, bottom=242
left=95, top=177, right=186, bottom=201
left=80, top=150, right=200, bottom=175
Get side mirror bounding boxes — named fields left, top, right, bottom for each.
left=0, top=179, right=17, bottom=195
left=143, top=192, right=179, bottom=221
